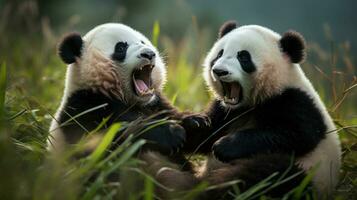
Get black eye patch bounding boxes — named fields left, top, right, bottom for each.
left=210, top=49, right=224, bottom=67
left=237, top=50, right=256, bottom=73
left=112, top=41, right=129, bottom=62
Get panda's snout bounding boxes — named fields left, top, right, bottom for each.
left=139, top=50, right=156, bottom=61
left=211, top=65, right=232, bottom=82
left=213, top=68, right=229, bottom=77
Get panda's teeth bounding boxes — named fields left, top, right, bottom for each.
left=142, top=88, right=154, bottom=95
left=224, top=96, right=239, bottom=105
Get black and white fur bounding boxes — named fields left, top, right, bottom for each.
left=47, top=23, right=190, bottom=160
left=166, top=21, right=341, bottom=199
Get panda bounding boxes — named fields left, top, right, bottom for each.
left=47, top=23, right=193, bottom=163
left=157, top=21, right=341, bottom=199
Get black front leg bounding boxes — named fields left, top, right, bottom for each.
left=212, top=129, right=300, bottom=163
left=112, top=120, right=186, bottom=156
left=181, top=102, right=228, bottom=154
left=139, top=121, right=186, bottom=155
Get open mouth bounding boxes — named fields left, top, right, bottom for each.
left=220, top=81, right=243, bottom=105
left=132, top=64, right=154, bottom=96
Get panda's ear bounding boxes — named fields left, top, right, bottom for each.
left=219, top=20, right=238, bottom=38
left=279, top=30, right=306, bottom=63
left=58, top=32, right=83, bottom=64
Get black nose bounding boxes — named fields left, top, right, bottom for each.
left=140, top=50, right=156, bottom=60
left=213, top=69, right=229, bottom=77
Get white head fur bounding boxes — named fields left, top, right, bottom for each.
left=204, top=22, right=306, bottom=108
left=62, top=23, right=166, bottom=105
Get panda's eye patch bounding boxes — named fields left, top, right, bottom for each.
left=112, top=41, right=129, bottom=62
left=237, top=50, right=256, bottom=73
left=210, top=49, right=224, bottom=67
left=217, top=49, right=224, bottom=58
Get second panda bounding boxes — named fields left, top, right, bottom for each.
left=158, top=21, right=341, bottom=199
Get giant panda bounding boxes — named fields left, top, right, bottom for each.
left=47, top=23, right=194, bottom=163
left=158, top=21, right=341, bottom=199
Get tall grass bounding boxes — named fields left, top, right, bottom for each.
left=0, top=2, right=356, bottom=200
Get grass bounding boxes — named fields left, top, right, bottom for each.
left=0, top=5, right=357, bottom=200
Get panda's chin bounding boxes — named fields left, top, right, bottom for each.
left=220, top=81, right=243, bottom=107
left=132, top=64, right=155, bottom=98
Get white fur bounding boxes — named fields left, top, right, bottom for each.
left=204, top=25, right=283, bottom=108
left=203, top=25, right=341, bottom=195
left=48, top=23, right=167, bottom=151
left=291, top=67, right=341, bottom=195
left=83, top=23, right=166, bottom=90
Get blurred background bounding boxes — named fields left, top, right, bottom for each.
left=0, top=0, right=356, bottom=199
left=1, top=0, right=356, bottom=110
left=3, top=0, right=357, bottom=47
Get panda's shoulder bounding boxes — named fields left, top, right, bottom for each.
left=60, top=89, right=125, bottom=119
left=65, top=89, right=113, bottom=106
left=255, top=88, right=326, bottom=127
left=260, top=88, right=315, bottom=110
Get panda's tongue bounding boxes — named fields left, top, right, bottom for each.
left=135, top=79, right=149, bottom=93
left=230, top=82, right=240, bottom=98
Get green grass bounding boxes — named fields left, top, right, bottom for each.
left=0, top=9, right=356, bottom=200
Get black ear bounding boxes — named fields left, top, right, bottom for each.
left=219, top=20, right=238, bottom=38
left=58, top=32, right=83, bottom=64
left=279, top=31, right=306, bottom=63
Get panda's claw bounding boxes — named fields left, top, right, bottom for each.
left=204, top=117, right=211, bottom=127
left=182, top=114, right=211, bottom=130
left=194, top=120, right=200, bottom=128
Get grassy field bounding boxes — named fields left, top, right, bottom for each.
left=0, top=8, right=357, bottom=200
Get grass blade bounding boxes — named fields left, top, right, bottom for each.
left=292, top=166, right=317, bottom=200
left=81, top=140, right=145, bottom=200
left=144, top=175, right=154, bottom=200
left=87, top=123, right=121, bottom=166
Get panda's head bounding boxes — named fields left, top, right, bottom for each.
left=204, top=21, right=306, bottom=108
left=59, top=23, right=166, bottom=105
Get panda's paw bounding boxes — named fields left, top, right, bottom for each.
left=167, top=123, right=186, bottom=153
left=212, top=136, right=239, bottom=162
left=181, top=113, right=211, bottom=130
left=141, top=122, right=186, bottom=155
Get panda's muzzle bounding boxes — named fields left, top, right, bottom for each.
left=220, top=81, right=243, bottom=105
left=132, top=62, right=155, bottom=97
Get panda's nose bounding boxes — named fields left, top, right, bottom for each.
left=140, top=50, right=156, bottom=61
left=213, top=68, right=229, bottom=77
